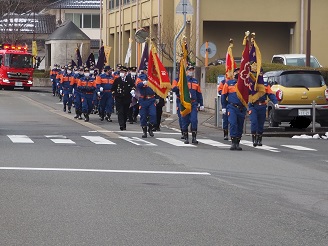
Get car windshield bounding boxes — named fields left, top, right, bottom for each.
left=280, top=73, right=325, bottom=88
left=6, top=54, right=33, bottom=68
left=285, top=57, right=321, bottom=68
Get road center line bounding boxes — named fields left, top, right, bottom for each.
left=0, top=167, right=211, bottom=176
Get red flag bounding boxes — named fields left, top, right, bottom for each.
left=236, top=35, right=251, bottom=107
left=147, top=43, right=171, bottom=99
left=225, top=39, right=237, bottom=80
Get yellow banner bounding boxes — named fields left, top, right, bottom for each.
left=104, top=46, right=112, bottom=65
left=32, top=41, right=37, bottom=65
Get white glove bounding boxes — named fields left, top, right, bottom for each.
left=274, top=104, right=279, bottom=109
left=69, top=94, right=72, bottom=98
left=100, top=87, right=103, bottom=92
left=97, top=92, right=101, bottom=96
left=222, top=108, right=227, bottom=115
left=72, top=88, right=75, bottom=94
left=60, top=90, right=62, bottom=94
left=131, top=92, right=136, bottom=98
left=199, top=106, right=204, bottom=111
left=143, top=80, right=148, bottom=85
left=155, top=99, right=160, bottom=104
left=51, top=79, right=53, bottom=82
left=130, top=89, right=135, bottom=95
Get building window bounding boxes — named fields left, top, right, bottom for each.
left=92, top=14, right=100, bottom=28
left=83, top=14, right=92, bottom=28
left=65, top=13, right=99, bottom=29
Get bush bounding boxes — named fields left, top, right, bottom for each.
left=206, top=63, right=328, bottom=85
left=33, top=69, right=50, bottom=78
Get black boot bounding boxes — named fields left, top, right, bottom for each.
left=74, top=109, right=79, bottom=119
left=252, top=134, right=257, bottom=147
left=78, top=113, right=83, bottom=120
left=257, top=134, right=263, bottom=146
left=183, top=131, right=189, bottom=144
left=100, top=112, right=104, bottom=121
left=236, top=138, right=242, bottom=151
left=63, top=105, right=66, bottom=112
left=142, top=126, right=147, bottom=138
left=181, top=130, right=184, bottom=139
left=84, top=113, right=89, bottom=122
left=105, top=113, right=112, bottom=122
left=191, top=131, right=198, bottom=144
left=223, top=129, right=228, bottom=140
left=68, top=107, right=71, bottom=114
left=230, top=137, right=236, bottom=150
left=148, top=124, right=154, bottom=137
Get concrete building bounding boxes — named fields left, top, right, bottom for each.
left=43, top=0, right=101, bottom=60
left=45, top=21, right=90, bottom=68
left=102, top=0, right=328, bottom=70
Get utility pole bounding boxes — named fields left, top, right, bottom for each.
left=306, top=0, right=311, bottom=67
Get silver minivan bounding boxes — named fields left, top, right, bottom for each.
left=271, top=54, right=322, bottom=68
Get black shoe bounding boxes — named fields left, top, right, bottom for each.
left=63, top=106, right=66, bottom=112
left=78, top=115, right=83, bottom=120
left=68, top=108, right=71, bottom=114
left=120, top=126, right=124, bottom=131
left=148, top=125, right=154, bottom=137
left=223, top=129, right=228, bottom=140
left=74, top=115, right=79, bottom=119
left=191, top=131, right=198, bottom=145
left=142, top=126, right=147, bottom=138
left=84, top=114, right=89, bottom=122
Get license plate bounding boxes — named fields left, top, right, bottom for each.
left=15, top=82, right=23, bottom=86
left=298, top=109, right=311, bottom=116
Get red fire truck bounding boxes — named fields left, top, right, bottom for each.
left=0, top=44, right=34, bottom=91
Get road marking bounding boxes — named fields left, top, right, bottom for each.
left=82, top=136, right=116, bottom=145
left=45, top=135, right=75, bottom=144
left=197, top=139, right=230, bottom=148
left=89, top=130, right=180, bottom=135
left=0, top=167, right=211, bottom=176
left=120, top=136, right=157, bottom=146
left=8, top=135, right=34, bottom=143
left=156, top=138, right=196, bottom=147
left=281, top=145, right=317, bottom=151
left=240, top=140, right=280, bottom=152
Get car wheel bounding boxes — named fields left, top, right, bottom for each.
left=319, top=121, right=328, bottom=127
left=268, top=109, right=279, bottom=127
left=290, top=117, right=311, bottom=129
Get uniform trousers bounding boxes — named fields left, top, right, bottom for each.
left=227, top=104, right=246, bottom=138
left=248, top=104, right=267, bottom=134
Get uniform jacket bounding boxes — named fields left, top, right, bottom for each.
left=186, top=76, right=203, bottom=106
left=112, top=76, right=135, bottom=102
left=77, top=76, right=96, bottom=93
left=96, top=73, right=114, bottom=92
left=136, top=74, right=155, bottom=97
left=221, top=79, right=243, bottom=108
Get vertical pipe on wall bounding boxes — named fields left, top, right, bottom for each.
left=195, top=0, right=200, bottom=67
left=300, top=0, right=304, bottom=53
left=119, top=0, right=122, bottom=63
left=136, top=0, right=139, bottom=65
left=158, top=0, right=161, bottom=46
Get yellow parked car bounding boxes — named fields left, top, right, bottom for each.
left=265, top=70, right=328, bottom=128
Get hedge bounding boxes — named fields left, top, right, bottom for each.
left=206, top=63, right=328, bottom=85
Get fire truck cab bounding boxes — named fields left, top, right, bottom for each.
left=0, top=44, right=34, bottom=91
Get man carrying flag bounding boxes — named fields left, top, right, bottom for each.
left=247, top=33, right=278, bottom=147
left=221, top=36, right=248, bottom=151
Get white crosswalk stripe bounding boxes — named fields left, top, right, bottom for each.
left=197, top=139, right=230, bottom=148
left=119, top=136, right=157, bottom=146
left=82, top=136, right=116, bottom=145
left=281, top=145, right=317, bottom=151
left=8, top=135, right=34, bottom=143
left=240, top=140, right=280, bottom=153
left=156, top=138, right=196, bottom=147
left=45, top=135, right=75, bottom=144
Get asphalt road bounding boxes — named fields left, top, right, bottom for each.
left=0, top=88, right=328, bottom=245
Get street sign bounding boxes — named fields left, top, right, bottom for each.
left=176, top=0, right=194, bottom=15
left=200, top=42, right=217, bottom=58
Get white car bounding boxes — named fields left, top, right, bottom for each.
left=271, top=54, right=322, bottom=68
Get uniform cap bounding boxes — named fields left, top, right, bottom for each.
left=187, top=65, right=195, bottom=70
left=120, top=66, right=128, bottom=72
left=104, top=65, right=111, bottom=71
left=84, top=67, right=89, bottom=72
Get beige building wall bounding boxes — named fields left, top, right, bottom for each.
left=102, top=0, right=328, bottom=69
